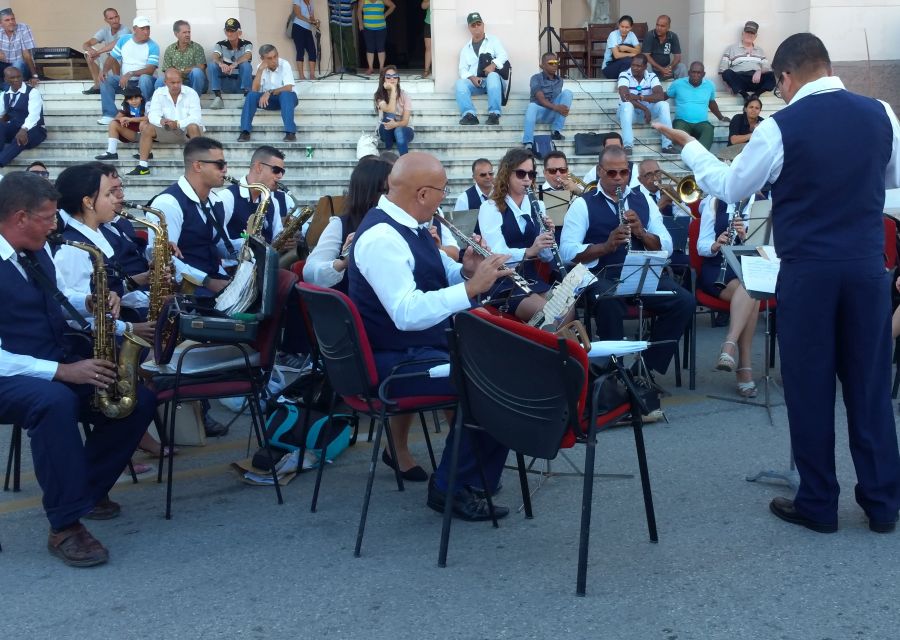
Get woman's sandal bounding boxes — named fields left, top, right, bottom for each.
left=716, top=341, right=738, bottom=372
left=138, top=445, right=178, bottom=458
left=736, top=367, right=758, bottom=398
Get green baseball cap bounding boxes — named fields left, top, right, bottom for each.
left=467, top=12, right=483, bottom=25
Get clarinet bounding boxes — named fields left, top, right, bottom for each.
left=525, top=186, right=567, bottom=278
left=616, top=186, right=632, bottom=254
left=714, top=198, right=749, bottom=289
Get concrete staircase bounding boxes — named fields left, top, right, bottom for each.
left=21, top=76, right=783, bottom=204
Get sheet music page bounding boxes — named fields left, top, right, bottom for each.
left=615, top=251, right=668, bottom=296
left=741, top=256, right=779, bottom=294
left=757, top=245, right=778, bottom=261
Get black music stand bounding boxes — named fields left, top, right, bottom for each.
left=538, top=0, right=588, bottom=78
left=318, top=6, right=367, bottom=81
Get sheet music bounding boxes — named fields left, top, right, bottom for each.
left=742, top=199, right=772, bottom=249
left=615, top=251, right=668, bottom=296
left=541, top=189, right=572, bottom=226
left=587, top=340, right=648, bottom=358
left=741, top=256, right=779, bottom=295
left=529, top=263, right=596, bottom=328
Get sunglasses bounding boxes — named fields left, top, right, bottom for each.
left=604, top=169, right=631, bottom=179
left=514, top=169, right=538, bottom=180
left=260, top=161, right=286, bottom=175
left=384, top=73, right=400, bottom=79
left=29, top=170, right=50, bottom=177
left=196, top=158, right=228, bottom=170
left=477, top=171, right=494, bottom=178
left=546, top=167, right=568, bottom=175
left=546, top=60, right=559, bottom=66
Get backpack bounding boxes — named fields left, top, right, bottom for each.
left=264, top=401, right=357, bottom=463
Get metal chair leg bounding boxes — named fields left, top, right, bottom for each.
left=4, top=424, right=22, bottom=492
left=516, top=453, right=533, bottom=519
left=631, top=409, right=658, bottom=542
left=247, top=388, right=284, bottom=506
left=438, top=412, right=465, bottom=568
left=419, top=412, right=437, bottom=471
left=355, top=413, right=387, bottom=557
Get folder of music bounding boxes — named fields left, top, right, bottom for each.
left=541, top=189, right=572, bottom=226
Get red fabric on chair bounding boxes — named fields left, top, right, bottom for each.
left=290, top=259, right=306, bottom=281
left=884, top=216, right=898, bottom=270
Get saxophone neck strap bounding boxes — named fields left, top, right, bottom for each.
left=19, top=251, right=91, bottom=331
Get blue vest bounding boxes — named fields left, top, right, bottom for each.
left=3, top=86, right=43, bottom=129
left=497, top=206, right=543, bottom=282
left=101, top=224, right=149, bottom=275
left=153, top=184, right=228, bottom=278
left=0, top=249, right=70, bottom=362
left=348, top=208, right=450, bottom=351
left=224, top=185, right=286, bottom=244
left=771, top=89, right=891, bottom=263
left=583, top=188, right=651, bottom=269
left=465, top=185, right=485, bottom=211
left=61, top=225, right=128, bottom=298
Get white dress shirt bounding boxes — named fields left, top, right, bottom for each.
left=453, top=184, right=491, bottom=212
left=216, top=176, right=287, bottom=241
left=147, top=85, right=204, bottom=130
left=458, top=35, right=508, bottom=80
left=353, top=195, right=470, bottom=332
left=0, top=85, right=43, bottom=130
left=560, top=186, right=673, bottom=269
left=696, top=194, right=756, bottom=257
left=147, top=176, right=242, bottom=282
left=257, top=58, right=296, bottom=92
left=304, top=216, right=346, bottom=287
left=0, top=234, right=90, bottom=380
left=682, top=76, right=900, bottom=204
left=477, top=195, right=551, bottom=265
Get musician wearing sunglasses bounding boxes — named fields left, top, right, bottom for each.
left=522, top=52, right=572, bottom=150
left=540, top=150, right=579, bottom=195
left=453, top=157, right=493, bottom=212
left=220, top=145, right=290, bottom=245
left=477, top=147, right=555, bottom=321
left=560, top=145, right=693, bottom=377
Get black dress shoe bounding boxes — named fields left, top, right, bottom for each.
left=550, top=130, right=564, bottom=141
left=868, top=517, right=897, bottom=533
left=95, top=152, right=118, bottom=160
left=204, top=416, right=230, bottom=438
left=470, top=481, right=502, bottom=499
left=426, top=476, right=509, bottom=521
left=132, top=152, right=153, bottom=160
left=769, top=497, right=837, bottom=533
left=381, top=448, right=427, bottom=482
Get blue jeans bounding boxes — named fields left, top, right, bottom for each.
left=616, top=99, right=673, bottom=148
left=154, top=67, right=207, bottom=94
left=208, top=61, right=253, bottom=93
left=455, top=72, right=502, bottom=116
left=522, top=89, right=573, bottom=143
left=378, top=123, right=414, bottom=155
left=240, top=90, right=298, bottom=133
left=101, top=74, right=156, bottom=117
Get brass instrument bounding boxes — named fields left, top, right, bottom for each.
left=120, top=203, right=172, bottom=322
left=525, top=186, right=567, bottom=278
left=713, top=197, right=750, bottom=289
left=615, top=186, right=632, bottom=254
left=47, top=234, right=149, bottom=419
left=568, top=174, right=597, bottom=195
left=654, top=170, right=702, bottom=217
left=432, top=211, right=534, bottom=297
left=272, top=181, right=313, bottom=252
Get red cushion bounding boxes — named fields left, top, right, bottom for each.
left=885, top=216, right=898, bottom=270
left=696, top=289, right=731, bottom=313
left=155, top=380, right=254, bottom=402
left=344, top=394, right=456, bottom=414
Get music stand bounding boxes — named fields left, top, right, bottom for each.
left=538, top=0, right=588, bottom=78
left=318, top=5, right=367, bottom=81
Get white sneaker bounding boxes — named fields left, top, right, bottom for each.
left=209, top=96, right=224, bottom=110
left=642, top=409, right=665, bottom=423
left=97, top=116, right=113, bottom=125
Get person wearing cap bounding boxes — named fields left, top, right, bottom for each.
left=82, top=8, right=128, bottom=95
left=0, top=8, right=39, bottom=84
left=238, top=44, right=298, bottom=143
left=0, top=65, right=46, bottom=167
left=208, top=19, right=253, bottom=109
left=718, top=21, right=776, bottom=100
left=98, top=17, right=159, bottom=126
left=456, top=12, right=508, bottom=126
left=158, top=20, right=208, bottom=95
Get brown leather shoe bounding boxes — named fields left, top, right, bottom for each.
left=47, top=524, right=109, bottom=567
left=83, top=497, right=121, bottom=520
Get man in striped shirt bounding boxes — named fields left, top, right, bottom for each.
left=718, top=21, right=776, bottom=101
left=328, top=0, right=358, bottom=73
left=98, top=16, right=159, bottom=125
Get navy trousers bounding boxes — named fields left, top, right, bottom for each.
left=374, top=346, right=508, bottom=494
left=778, top=258, right=900, bottom=525
left=0, top=120, right=46, bottom=167
left=0, top=376, right=154, bottom=529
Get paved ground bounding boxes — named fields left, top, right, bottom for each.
left=2, top=321, right=900, bottom=640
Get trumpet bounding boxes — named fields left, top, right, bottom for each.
left=568, top=174, right=597, bottom=195
left=653, top=170, right=702, bottom=217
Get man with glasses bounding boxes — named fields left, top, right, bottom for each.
left=656, top=33, right=900, bottom=535
left=522, top=52, right=572, bottom=151
left=453, top=157, right=493, bottom=212
left=220, top=145, right=291, bottom=246
left=718, top=21, right=776, bottom=101
left=560, top=145, right=693, bottom=381
left=238, top=44, right=298, bottom=143
left=636, top=159, right=674, bottom=217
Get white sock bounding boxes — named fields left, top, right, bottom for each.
left=106, top=138, right=119, bottom=153
left=139, top=160, right=149, bottom=168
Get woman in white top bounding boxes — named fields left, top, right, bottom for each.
left=374, top=65, right=414, bottom=155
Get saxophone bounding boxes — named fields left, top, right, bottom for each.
left=120, top=203, right=172, bottom=322
left=272, top=204, right=314, bottom=252
left=48, top=234, right=150, bottom=419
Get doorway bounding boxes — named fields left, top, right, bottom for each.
left=356, top=1, right=426, bottom=71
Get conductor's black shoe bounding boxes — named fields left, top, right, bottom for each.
left=551, top=130, right=564, bottom=140
left=868, top=516, right=897, bottom=533
left=426, top=476, right=509, bottom=521
left=486, top=113, right=500, bottom=125
left=94, top=152, right=118, bottom=160
left=769, top=497, right=837, bottom=533
left=204, top=416, right=230, bottom=438
left=459, top=113, right=479, bottom=125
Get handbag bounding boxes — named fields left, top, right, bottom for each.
left=356, top=131, right=379, bottom=159
left=574, top=132, right=605, bottom=156
left=532, top=134, right=555, bottom=161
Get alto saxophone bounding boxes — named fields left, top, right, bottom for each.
left=120, top=203, right=172, bottom=322
left=272, top=204, right=313, bottom=252
left=48, top=234, right=150, bottom=419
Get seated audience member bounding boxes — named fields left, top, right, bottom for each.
left=477, top=147, right=554, bottom=322
left=718, top=21, right=776, bottom=100
left=358, top=0, right=395, bottom=75
left=0, top=8, right=39, bottom=83
left=238, top=45, right=298, bottom=143
left=696, top=193, right=761, bottom=397
left=95, top=86, right=148, bottom=160
left=601, top=15, right=641, bottom=80
left=158, top=20, right=207, bottom=94
left=456, top=13, right=507, bottom=126
left=0, top=171, right=155, bottom=567
left=375, top=65, right=414, bottom=155
left=0, top=66, right=46, bottom=167
left=291, top=0, right=320, bottom=80
left=347, top=151, right=513, bottom=518
left=220, top=145, right=290, bottom=245
left=523, top=52, right=572, bottom=150
left=560, top=145, right=693, bottom=379
left=617, top=55, right=676, bottom=156
left=209, top=18, right=253, bottom=109
left=666, top=61, right=730, bottom=150
left=26, top=160, right=50, bottom=179
left=127, top=68, right=204, bottom=176
left=98, top=16, right=159, bottom=125
left=82, top=8, right=128, bottom=95
left=454, top=158, right=493, bottom=211
left=642, top=15, right=686, bottom=80
left=728, top=96, right=764, bottom=146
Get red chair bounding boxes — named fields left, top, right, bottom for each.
left=296, top=282, right=455, bottom=555
left=152, top=269, right=298, bottom=519
left=882, top=216, right=900, bottom=397
left=439, top=307, right=657, bottom=596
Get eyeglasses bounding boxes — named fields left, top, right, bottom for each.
left=640, top=170, right=661, bottom=179
left=28, top=170, right=50, bottom=177
left=196, top=158, right=228, bottom=170
left=514, top=169, right=538, bottom=180
left=260, top=161, right=286, bottom=175
left=774, top=71, right=788, bottom=99
left=546, top=167, right=568, bottom=175
left=603, top=169, right=631, bottom=179
left=384, top=73, right=400, bottom=79
left=421, top=185, right=450, bottom=196
left=477, top=171, right=494, bottom=178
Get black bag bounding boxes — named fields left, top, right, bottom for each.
left=532, top=134, right=555, bottom=161
left=477, top=53, right=510, bottom=80
left=574, top=132, right=605, bottom=156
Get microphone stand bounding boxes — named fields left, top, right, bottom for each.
left=319, top=2, right=367, bottom=80
left=538, top=0, right=587, bottom=78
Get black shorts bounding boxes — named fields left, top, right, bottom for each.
left=424, top=23, right=431, bottom=38
left=363, top=27, right=387, bottom=53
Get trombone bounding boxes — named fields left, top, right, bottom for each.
left=653, top=170, right=702, bottom=217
